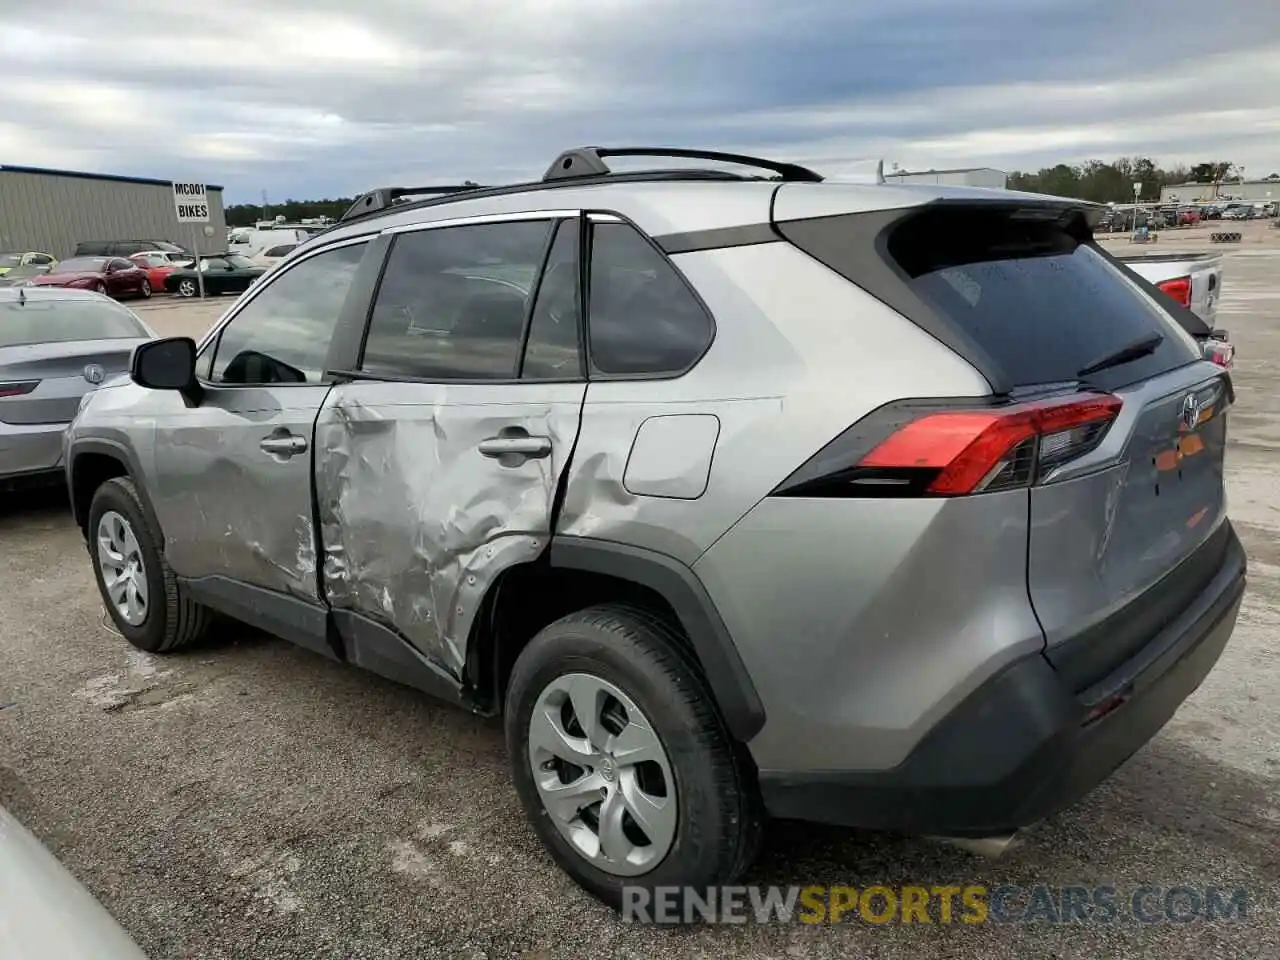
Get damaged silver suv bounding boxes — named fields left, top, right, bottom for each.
left=66, top=147, right=1246, bottom=908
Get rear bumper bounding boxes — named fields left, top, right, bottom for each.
left=758, top=522, right=1247, bottom=836
left=0, top=420, right=67, bottom=481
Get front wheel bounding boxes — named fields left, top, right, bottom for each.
left=505, top=604, right=761, bottom=911
left=176, top=278, right=198, bottom=298
left=88, top=477, right=213, bottom=653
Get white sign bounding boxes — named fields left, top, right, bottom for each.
left=172, top=182, right=209, bottom=223
left=1133, top=182, right=1142, bottom=196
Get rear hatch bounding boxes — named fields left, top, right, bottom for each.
left=775, top=191, right=1230, bottom=691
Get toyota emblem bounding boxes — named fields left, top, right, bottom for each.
left=1179, top=392, right=1200, bottom=432
left=83, top=363, right=106, bottom=385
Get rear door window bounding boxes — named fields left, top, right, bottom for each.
left=886, top=208, right=1200, bottom=390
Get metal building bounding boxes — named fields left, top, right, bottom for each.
left=1159, top=179, right=1280, bottom=205
left=0, top=165, right=226, bottom=259
left=883, top=166, right=1009, bottom=189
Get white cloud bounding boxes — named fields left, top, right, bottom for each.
left=0, top=1, right=1276, bottom=201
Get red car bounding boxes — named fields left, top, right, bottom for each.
left=28, top=256, right=152, bottom=300
left=128, top=251, right=187, bottom=291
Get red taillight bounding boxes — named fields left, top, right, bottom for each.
left=1157, top=275, right=1192, bottom=307
left=858, top=393, right=1123, bottom=496
left=0, top=380, right=38, bottom=399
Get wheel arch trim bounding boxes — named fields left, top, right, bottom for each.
left=547, top=535, right=766, bottom=742
left=67, top=438, right=160, bottom=537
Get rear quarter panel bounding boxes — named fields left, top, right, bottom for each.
left=555, top=240, right=992, bottom=564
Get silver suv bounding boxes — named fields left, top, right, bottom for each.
left=65, top=147, right=1247, bottom=908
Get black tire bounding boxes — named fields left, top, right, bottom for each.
left=505, top=603, right=762, bottom=912
left=177, top=278, right=198, bottom=298
left=88, top=477, right=212, bottom=653
left=138, top=278, right=152, bottom=299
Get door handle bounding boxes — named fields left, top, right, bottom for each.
left=478, top=435, right=552, bottom=460
left=260, top=434, right=308, bottom=457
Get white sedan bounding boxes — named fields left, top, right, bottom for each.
left=246, top=242, right=298, bottom=269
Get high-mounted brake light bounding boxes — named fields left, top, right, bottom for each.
left=857, top=393, right=1123, bottom=496
left=1157, top=275, right=1192, bottom=308
left=0, top=380, right=39, bottom=399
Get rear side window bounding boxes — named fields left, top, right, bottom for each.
left=264, top=244, right=296, bottom=258
left=588, top=221, right=713, bottom=376
left=885, top=208, right=1199, bottom=390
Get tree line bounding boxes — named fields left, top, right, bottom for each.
left=225, top=160, right=1280, bottom=222
left=1007, top=159, right=1278, bottom=203
left=225, top=197, right=354, bottom=227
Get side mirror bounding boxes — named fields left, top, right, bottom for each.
left=131, top=337, right=202, bottom=403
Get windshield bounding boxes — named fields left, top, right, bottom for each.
left=0, top=299, right=148, bottom=348
left=52, top=258, right=107, bottom=274
left=0, top=254, right=21, bottom=268
left=226, top=255, right=256, bottom=269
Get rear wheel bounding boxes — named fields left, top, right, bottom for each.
left=177, top=278, right=198, bottom=298
left=93, top=281, right=106, bottom=295
left=88, top=477, right=212, bottom=653
left=505, top=604, right=761, bottom=910
left=138, top=278, right=152, bottom=299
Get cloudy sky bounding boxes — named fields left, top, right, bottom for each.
left=2, top=0, right=1278, bottom=204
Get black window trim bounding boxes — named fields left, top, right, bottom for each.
left=196, top=232, right=376, bottom=390
left=335, top=212, right=587, bottom=387
left=582, top=210, right=718, bottom=382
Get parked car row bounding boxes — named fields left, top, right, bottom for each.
left=0, top=248, right=272, bottom=301
left=1097, top=200, right=1276, bottom=233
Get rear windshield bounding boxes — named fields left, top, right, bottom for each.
left=886, top=208, right=1200, bottom=389
left=53, top=258, right=107, bottom=273
left=0, top=300, right=147, bottom=348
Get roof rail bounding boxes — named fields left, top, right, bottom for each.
left=340, top=183, right=488, bottom=222
left=542, top=147, right=824, bottom=184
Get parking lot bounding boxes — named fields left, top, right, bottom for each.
left=3, top=226, right=1279, bottom=959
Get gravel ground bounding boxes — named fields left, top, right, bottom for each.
left=1, top=227, right=1278, bottom=959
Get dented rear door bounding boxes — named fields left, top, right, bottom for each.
left=314, top=215, right=586, bottom=680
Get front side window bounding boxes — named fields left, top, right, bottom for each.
left=587, top=221, right=713, bottom=376
left=210, top=241, right=368, bottom=385
left=360, top=220, right=553, bottom=380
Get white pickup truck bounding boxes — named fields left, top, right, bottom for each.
left=1116, top=250, right=1234, bottom=368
